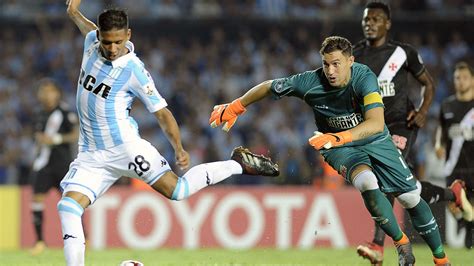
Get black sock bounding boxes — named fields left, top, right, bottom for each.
left=372, top=194, right=395, bottom=246
left=420, top=181, right=454, bottom=204
left=466, top=221, right=473, bottom=249
left=33, top=210, right=43, bottom=242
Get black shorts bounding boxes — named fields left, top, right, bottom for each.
left=32, top=160, right=70, bottom=194
left=387, top=121, right=418, bottom=166
left=447, top=171, right=474, bottom=199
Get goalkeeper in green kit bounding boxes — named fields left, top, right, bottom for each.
left=209, top=36, right=450, bottom=266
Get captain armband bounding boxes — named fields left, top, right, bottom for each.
left=363, top=92, right=383, bottom=106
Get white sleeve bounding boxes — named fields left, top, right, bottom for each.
left=129, top=64, right=167, bottom=113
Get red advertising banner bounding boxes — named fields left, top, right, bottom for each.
left=20, top=186, right=404, bottom=249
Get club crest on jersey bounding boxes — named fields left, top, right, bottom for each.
left=274, top=80, right=285, bottom=93
left=327, top=113, right=363, bottom=129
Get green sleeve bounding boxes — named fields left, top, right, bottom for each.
left=270, top=72, right=312, bottom=99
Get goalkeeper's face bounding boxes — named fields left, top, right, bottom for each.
left=322, top=51, right=354, bottom=88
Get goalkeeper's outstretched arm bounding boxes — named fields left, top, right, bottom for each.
left=239, top=80, right=273, bottom=107
left=209, top=80, right=273, bottom=131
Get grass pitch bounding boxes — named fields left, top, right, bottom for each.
left=1, top=246, right=472, bottom=266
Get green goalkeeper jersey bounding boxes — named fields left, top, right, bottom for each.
left=270, top=62, right=389, bottom=147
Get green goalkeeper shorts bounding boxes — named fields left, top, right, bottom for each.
left=320, top=134, right=417, bottom=193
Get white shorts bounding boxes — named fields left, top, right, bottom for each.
left=60, top=139, right=171, bottom=204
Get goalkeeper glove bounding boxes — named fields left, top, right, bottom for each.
left=209, top=99, right=246, bottom=132
left=308, top=131, right=352, bottom=150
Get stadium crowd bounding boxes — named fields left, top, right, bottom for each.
left=0, top=0, right=472, bottom=187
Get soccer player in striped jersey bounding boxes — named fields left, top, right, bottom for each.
left=59, top=1, right=278, bottom=265
left=210, top=36, right=449, bottom=266
left=353, top=3, right=468, bottom=265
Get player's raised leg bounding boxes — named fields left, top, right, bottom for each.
left=152, top=146, right=279, bottom=200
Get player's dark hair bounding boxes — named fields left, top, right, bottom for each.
left=454, top=61, right=473, bottom=75
left=366, top=1, right=391, bottom=20
left=37, top=78, right=62, bottom=96
left=98, top=8, right=128, bottom=32
left=320, top=36, right=353, bottom=57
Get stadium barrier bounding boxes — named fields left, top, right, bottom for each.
left=0, top=186, right=464, bottom=250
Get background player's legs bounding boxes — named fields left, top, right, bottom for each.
left=58, top=191, right=90, bottom=266
left=30, top=167, right=60, bottom=255
left=31, top=193, right=47, bottom=255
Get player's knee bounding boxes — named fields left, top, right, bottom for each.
left=352, top=170, right=379, bottom=192
left=57, top=197, right=85, bottom=217
left=397, top=190, right=421, bottom=209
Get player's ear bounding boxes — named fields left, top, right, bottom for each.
left=348, top=55, right=355, bottom=66
left=127, top=29, right=131, bottom=41
left=386, top=20, right=391, bottom=31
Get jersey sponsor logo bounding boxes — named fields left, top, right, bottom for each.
left=443, top=112, right=454, bottom=119
left=448, top=123, right=474, bottom=141
left=314, top=104, right=329, bottom=109
left=79, top=69, right=111, bottom=99
left=378, top=80, right=396, bottom=97
left=327, top=113, right=363, bottom=130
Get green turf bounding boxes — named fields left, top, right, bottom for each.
left=0, top=246, right=471, bottom=266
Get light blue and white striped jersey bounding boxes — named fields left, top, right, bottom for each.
left=75, top=30, right=167, bottom=152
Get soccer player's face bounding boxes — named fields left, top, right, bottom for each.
left=98, top=28, right=131, bottom=61
left=454, top=68, right=473, bottom=94
left=322, top=51, right=354, bottom=88
left=362, top=8, right=390, bottom=41
left=37, top=84, right=61, bottom=110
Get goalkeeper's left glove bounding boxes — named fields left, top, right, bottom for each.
left=209, top=98, right=246, bottom=132
left=308, top=131, right=353, bottom=150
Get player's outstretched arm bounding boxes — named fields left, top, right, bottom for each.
left=66, top=0, right=97, bottom=36
left=209, top=80, right=273, bottom=131
left=154, top=107, right=190, bottom=170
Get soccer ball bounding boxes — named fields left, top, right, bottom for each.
left=119, top=260, right=144, bottom=266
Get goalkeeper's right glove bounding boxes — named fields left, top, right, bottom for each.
left=209, top=99, right=246, bottom=132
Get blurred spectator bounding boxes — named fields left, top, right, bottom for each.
left=0, top=1, right=471, bottom=187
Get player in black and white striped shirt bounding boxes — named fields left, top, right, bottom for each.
left=30, top=78, right=78, bottom=255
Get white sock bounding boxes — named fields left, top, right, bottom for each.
left=171, top=160, right=242, bottom=200
left=57, top=197, right=85, bottom=266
